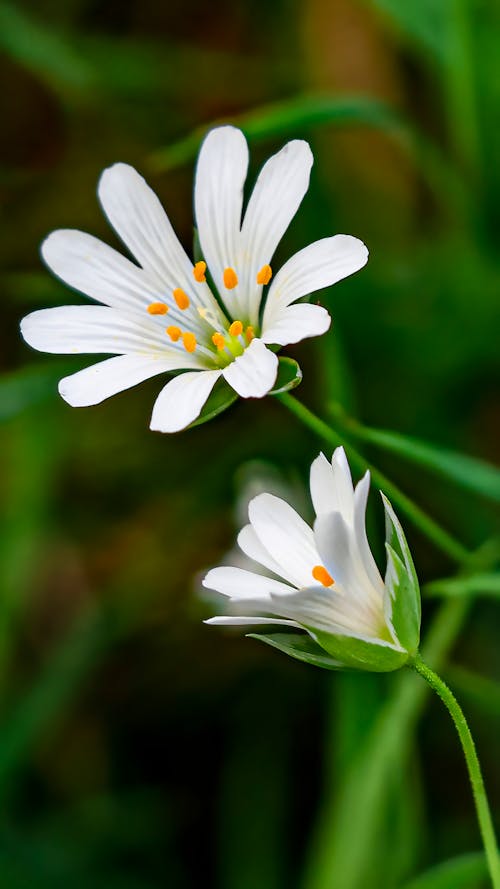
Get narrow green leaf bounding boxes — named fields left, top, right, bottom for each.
left=334, top=413, right=500, bottom=504
left=401, top=851, right=487, bottom=889
left=269, top=357, right=302, bottom=395
left=148, top=95, right=411, bottom=173
left=188, top=378, right=238, bottom=429
left=425, top=573, right=500, bottom=599
left=248, top=632, right=343, bottom=670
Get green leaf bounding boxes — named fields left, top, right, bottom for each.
left=425, top=573, right=500, bottom=599
left=269, top=357, right=302, bottom=395
left=335, top=416, right=500, bottom=504
left=313, top=629, right=409, bottom=672
left=247, top=632, right=343, bottom=670
left=188, top=377, right=238, bottom=429
left=401, top=851, right=487, bottom=889
left=385, top=543, right=420, bottom=655
left=148, top=95, right=412, bottom=173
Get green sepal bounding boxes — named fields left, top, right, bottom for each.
left=382, top=493, right=421, bottom=653
left=312, top=629, right=409, bottom=672
left=188, top=378, right=237, bottom=429
left=385, top=543, right=420, bottom=654
left=269, top=357, right=302, bottom=394
left=247, top=632, right=344, bottom=670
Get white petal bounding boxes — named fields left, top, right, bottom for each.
left=194, top=126, right=249, bottom=314
left=310, top=447, right=354, bottom=521
left=353, top=473, right=385, bottom=591
left=239, top=140, right=313, bottom=322
left=98, top=163, right=204, bottom=305
left=222, top=338, right=278, bottom=398
left=41, top=230, right=159, bottom=313
left=248, top=493, right=319, bottom=589
left=150, top=369, right=221, bottom=433
left=203, top=566, right=295, bottom=601
left=20, top=306, right=196, bottom=358
left=263, top=235, right=369, bottom=327
left=237, top=524, right=286, bottom=578
left=205, top=616, right=299, bottom=627
left=261, top=303, right=331, bottom=346
left=269, top=587, right=397, bottom=642
left=58, top=354, right=179, bottom=407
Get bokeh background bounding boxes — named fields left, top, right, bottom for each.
left=1, top=1, right=499, bottom=887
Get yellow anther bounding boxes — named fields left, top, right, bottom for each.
left=212, top=332, right=226, bottom=351
left=256, top=264, right=272, bottom=286
left=173, top=288, right=190, bottom=310
left=147, top=302, right=168, bottom=315
left=223, top=267, right=238, bottom=289
left=312, top=565, right=335, bottom=587
left=166, top=325, right=182, bottom=342
left=245, top=326, right=254, bottom=344
left=229, top=320, right=243, bottom=337
left=182, top=332, right=197, bottom=353
left=193, top=261, right=207, bottom=282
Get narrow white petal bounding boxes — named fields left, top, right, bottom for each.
left=150, top=369, right=221, bottom=433
left=205, top=616, right=299, bottom=627
left=310, top=447, right=355, bottom=521
left=264, top=235, right=369, bottom=327
left=248, top=493, right=319, bottom=589
left=194, top=126, right=249, bottom=315
left=261, top=303, right=331, bottom=346
left=268, top=586, right=378, bottom=636
left=222, top=338, right=278, bottom=399
left=98, top=163, right=206, bottom=306
left=239, top=140, right=313, bottom=322
left=203, top=566, right=295, bottom=600
left=353, top=473, right=385, bottom=590
left=237, top=524, right=286, bottom=578
left=20, top=306, right=197, bottom=358
left=58, top=354, right=180, bottom=407
left=41, top=230, right=159, bottom=313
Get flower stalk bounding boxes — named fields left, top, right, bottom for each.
left=409, top=655, right=500, bottom=889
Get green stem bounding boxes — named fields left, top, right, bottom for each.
left=410, top=655, right=500, bottom=889
left=277, top=393, right=470, bottom=564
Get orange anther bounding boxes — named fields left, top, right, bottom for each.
left=229, top=320, right=243, bottom=337
left=182, top=332, right=197, bottom=353
left=245, top=326, right=254, bottom=344
left=223, top=267, right=238, bottom=289
left=312, top=565, right=334, bottom=587
left=173, top=288, right=190, bottom=310
left=256, top=264, right=272, bottom=286
left=147, top=302, right=168, bottom=315
left=193, top=261, right=207, bottom=282
left=166, top=325, right=182, bottom=342
left=212, top=333, right=226, bottom=351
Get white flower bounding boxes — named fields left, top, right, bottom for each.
left=203, top=447, right=420, bottom=671
left=21, top=127, right=368, bottom=432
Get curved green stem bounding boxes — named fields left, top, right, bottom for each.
left=410, top=655, right=500, bottom=889
left=277, top=393, right=470, bottom=564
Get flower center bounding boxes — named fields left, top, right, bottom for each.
left=312, top=565, right=335, bottom=587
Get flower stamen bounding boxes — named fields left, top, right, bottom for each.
left=166, top=325, right=182, bottom=342
left=256, top=265, right=272, bottom=285
left=223, top=267, right=238, bottom=289
left=147, top=302, right=168, bottom=315
left=229, top=320, right=243, bottom=337
left=312, top=565, right=335, bottom=587
left=193, top=261, right=207, bottom=282
left=212, top=332, right=226, bottom=351
left=182, top=332, right=197, bottom=353
left=245, top=326, right=254, bottom=343
left=173, top=288, right=190, bottom=310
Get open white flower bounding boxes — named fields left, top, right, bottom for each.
left=21, top=127, right=368, bottom=432
left=203, top=447, right=421, bottom=671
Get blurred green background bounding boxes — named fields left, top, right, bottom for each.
left=1, top=1, right=499, bottom=887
